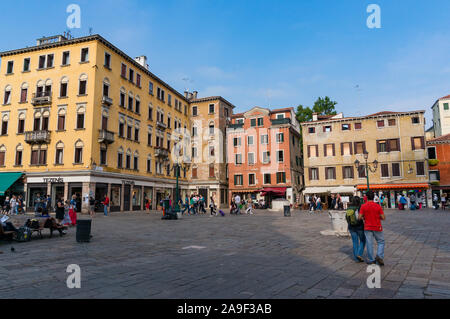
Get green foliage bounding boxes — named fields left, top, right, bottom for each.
left=428, top=159, right=439, bottom=166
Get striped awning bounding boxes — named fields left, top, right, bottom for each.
left=357, top=183, right=429, bottom=191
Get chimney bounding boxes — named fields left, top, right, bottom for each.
left=312, top=112, right=319, bottom=121
left=134, top=56, right=149, bottom=70
left=193, top=91, right=198, bottom=99
left=184, top=91, right=189, bottom=99
left=188, top=92, right=193, bottom=100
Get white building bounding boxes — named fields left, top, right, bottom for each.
left=432, top=94, right=450, bottom=137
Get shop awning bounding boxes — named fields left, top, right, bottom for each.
left=330, top=186, right=356, bottom=194
left=232, top=189, right=260, bottom=194
left=0, top=172, right=23, bottom=196
left=357, top=183, right=429, bottom=191
left=303, top=187, right=333, bottom=195
left=261, top=187, right=286, bottom=196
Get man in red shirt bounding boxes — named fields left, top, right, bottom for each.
left=359, top=191, right=386, bottom=266
left=102, top=195, right=110, bottom=216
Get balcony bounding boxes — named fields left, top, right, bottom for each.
left=102, top=96, right=113, bottom=106
left=228, top=123, right=244, bottom=129
left=25, top=130, right=51, bottom=144
left=271, top=118, right=291, bottom=125
left=31, top=92, right=52, bottom=106
left=156, top=121, right=167, bottom=130
left=155, top=147, right=169, bottom=158
left=98, top=130, right=115, bottom=144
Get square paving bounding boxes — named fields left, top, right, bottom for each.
left=1, top=209, right=449, bottom=299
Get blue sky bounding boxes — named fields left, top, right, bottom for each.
left=1, top=0, right=449, bottom=127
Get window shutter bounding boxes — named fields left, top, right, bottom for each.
left=307, top=146, right=310, bottom=158
left=324, top=145, right=327, bottom=157
left=420, top=137, right=425, bottom=149
left=342, top=166, right=346, bottom=179
left=376, top=141, right=381, bottom=153
left=363, top=142, right=366, bottom=153
left=437, top=171, right=441, bottom=180
left=350, top=166, right=354, bottom=178
left=340, top=143, right=344, bottom=156
left=332, top=144, right=336, bottom=156
left=333, top=168, right=336, bottom=180
left=315, top=145, right=319, bottom=157
left=308, top=168, right=312, bottom=181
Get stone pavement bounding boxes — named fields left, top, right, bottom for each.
left=0, top=208, right=449, bottom=299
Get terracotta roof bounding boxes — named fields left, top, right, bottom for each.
left=439, top=94, right=450, bottom=100
left=190, top=96, right=236, bottom=109
left=231, top=107, right=294, bottom=119
left=427, top=133, right=450, bottom=144
left=301, top=110, right=425, bottom=125
left=366, top=111, right=400, bottom=117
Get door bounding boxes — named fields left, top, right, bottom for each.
left=199, top=188, right=208, bottom=207
left=123, top=185, right=131, bottom=212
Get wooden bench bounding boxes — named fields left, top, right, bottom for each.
left=0, top=223, right=16, bottom=241
left=29, top=218, right=67, bottom=239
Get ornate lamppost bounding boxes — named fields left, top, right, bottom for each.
left=164, top=146, right=190, bottom=213
left=354, top=151, right=378, bottom=192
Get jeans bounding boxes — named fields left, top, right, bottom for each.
left=104, top=205, right=108, bottom=216
left=181, top=204, right=189, bottom=214
left=365, top=230, right=385, bottom=262
left=349, top=229, right=366, bottom=260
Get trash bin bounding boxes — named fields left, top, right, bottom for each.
left=284, top=205, right=291, bottom=217
left=76, top=219, right=92, bottom=243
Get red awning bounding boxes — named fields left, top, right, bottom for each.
left=261, top=187, right=286, bottom=196
left=357, top=183, right=429, bottom=191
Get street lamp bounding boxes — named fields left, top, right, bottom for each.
left=354, top=151, right=378, bottom=192
left=164, top=148, right=190, bottom=213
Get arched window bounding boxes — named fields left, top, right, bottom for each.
left=79, top=74, right=88, bottom=95
left=147, top=155, right=152, bottom=173
left=76, top=105, right=86, bottom=129
left=126, top=149, right=132, bottom=169
left=15, top=144, right=23, bottom=166
left=57, top=108, right=66, bottom=131
left=44, top=79, right=52, bottom=96
left=0, top=145, right=6, bottom=166
left=133, top=151, right=139, bottom=170
left=55, top=141, right=64, bottom=165
left=209, top=121, right=215, bottom=135
left=17, top=112, right=26, bottom=134
left=120, top=87, right=126, bottom=107
left=20, top=82, right=28, bottom=103
left=33, top=111, right=41, bottom=131
left=117, top=147, right=124, bottom=168
left=60, top=76, right=69, bottom=97
left=42, top=110, right=50, bottom=131
left=103, top=78, right=110, bottom=97
left=4, top=85, right=12, bottom=105
left=135, top=95, right=141, bottom=113
left=74, top=140, right=84, bottom=164
left=128, top=91, right=134, bottom=111
left=1, top=114, right=9, bottom=136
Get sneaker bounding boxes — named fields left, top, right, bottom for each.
left=375, top=256, right=384, bottom=266
left=366, top=260, right=376, bottom=265
left=356, top=256, right=364, bottom=263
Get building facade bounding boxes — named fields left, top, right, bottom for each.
left=0, top=34, right=193, bottom=213
left=431, top=94, right=450, bottom=137
left=302, top=111, right=431, bottom=208
left=227, top=107, right=303, bottom=207
left=187, top=94, right=234, bottom=208
left=426, top=133, right=450, bottom=199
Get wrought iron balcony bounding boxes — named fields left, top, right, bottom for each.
left=31, top=92, right=52, bottom=106
left=98, top=130, right=115, bottom=144
left=155, top=147, right=169, bottom=158
left=25, top=130, right=51, bottom=144
left=228, top=123, right=244, bottom=129
left=156, top=121, right=167, bottom=130
left=271, top=118, right=291, bottom=125
left=102, top=96, right=113, bottom=106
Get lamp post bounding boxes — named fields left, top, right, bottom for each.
left=164, top=150, right=189, bottom=213
left=354, top=151, right=378, bottom=192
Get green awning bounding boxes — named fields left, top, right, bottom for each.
left=0, top=172, right=23, bottom=196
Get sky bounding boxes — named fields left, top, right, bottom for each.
left=1, top=0, right=449, bottom=128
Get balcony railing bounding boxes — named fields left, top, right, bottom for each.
left=155, top=147, right=169, bottom=158
left=228, top=123, right=244, bottom=129
left=25, top=130, right=51, bottom=144
left=98, top=130, right=115, bottom=144
left=271, top=118, right=291, bottom=125
left=102, top=96, right=113, bottom=106
left=31, top=92, right=52, bottom=106
left=156, top=121, right=167, bottom=130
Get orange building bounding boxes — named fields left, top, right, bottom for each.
left=427, top=133, right=450, bottom=198
left=226, top=107, right=303, bottom=207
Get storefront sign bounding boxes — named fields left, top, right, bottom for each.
left=122, top=180, right=135, bottom=186
left=43, top=178, right=64, bottom=183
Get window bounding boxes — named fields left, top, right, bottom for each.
left=235, top=154, right=242, bottom=164
left=209, top=123, right=214, bottom=135
left=377, top=140, right=387, bottom=153
left=1, top=116, right=8, bottom=135
left=17, top=117, right=25, bottom=134
left=128, top=95, right=133, bottom=111
left=388, top=119, right=396, bottom=126
left=276, top=133, right=284, bottom=143
left=249, top=174, right=256, bottom=185
left=135, top=98, right=140, bottom=114
left=121, top=64, right=127, bottom=78
left=430, top=171, right=440, bottom=182
left=209, top=164, right=215, bottom=178
left=192, top=106, right=198, bottom=116
left=377, top=120, right=385, bottom=128
left=325, top=167, right=336, bottom=180
left=412, top=117, right=420, bottom=124
left=355, top=122, right=362, bottom=130
left=392, top=163, right=401, bottom=177
left=60, top=77, right=68, bottom=97
left=343, top=166, right=354, bottom=179
left=0, top=146, right=5, bottom=166
left=42, top=115, right=49, bottom=131
left=262, top=151, right=270, bottom=164
left=308, top=145, right=318, bottom=158
left=381, top=164, right=389, bottom=178
left=23, top=58, right=30, bottom=72
left=104, top=52, right=111, bottom=68
left=257, top=118, right=264, bottom=126
left=309, top=168, right=319, bottom=180
left=46, top=54, right=54, bottom=68
left=4, top=86, right=11, bottom=104
left=277, top=150, right=284, bottom=163
left=444, top=103, right=449, bottom=110
left=62, top=51, right=70, bottom=66
left=192, top=126, right=198, bottom=137
left=55, top=142, right=64, bottom=165
left=74, top=141, right=84, bottom=164
left=389, top=139, right=400, bottom=152
left=79, top=74, right=87, bottom=95
left=136, top=74, right=141, bottom=87
left=354, top=142, right=366, bottom=154
left=134, top=127, right=140, bottom=142
left=248, top=153, right=255, bottom=165
left=127, top=68, right=134, bottom=83
left=416, top=162, right=425, bottom=176
left=209, top=104, right=215, bottom=114
left=134, top=153, right=139, bottom=170
left=117, top=150, right=124, bottom=168
left=192, top=147, right=197, bottom=158
left=324, top=144, right=335, bottom=157
left=209, top=146, right=215, bottom=157
left=146, top=156, right=152, bottom=173
left=15, top=146, right=23, bottom=166
left=358, top=165, right=366, bottom=178
left=119, top=120, right=125, bottom=138
left=308, top=127, right=315, bottom=134
left=7, top=61, right=14, bottom=74
left=148, top=105, right=153, bottom=120
left=38, top=55, right=46, bottom=69
left=427, top=147, right=437, bottom=160
left=276, top=113, right=285, bottom=119
left=236, top=118, right=244, bottom=124
left=126, top=151, right=131, bottom=169
left=120, top=90, right=126, bottom=107
left=147, top=131, right=152, bottom=146
left=76, top=113, right=85, bottom=129
left=192, top=167, right=198, bottom=179
left=149, top=82, right=154, bottom=95
left=247, top=136, right=254, bottom=145
left=20, top=85, right=28, bottom=103
left=323, top=125, right=332, bottom=132
left=233, top=137, right=241, bottom=147
left=264, top=173, right=271, bottom=184
left=81, top=48, right=89, bottom=62
left=411, top=137, right=425, bottom=150
left=276, top=172, right=286, bottom=184
left=342, top=124, right=351, bottom=131
left=127, top=124, right=132, bottom=139
left=30, top=147, right=47, bottom=165
left=261, top=134, right=269, bottom=144
left=250, top=119, right=257, bottom=127
left=341, top=142, right=352, bottom=156
left=100, top=148, right=107, bottom=165
left=234, top=175, right=243, bottom=186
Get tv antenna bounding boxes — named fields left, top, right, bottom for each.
left=354, top=84, right=362, bottom=116
left=89, top=27, right=93, bottom=36
left=182, top=77, right=194, bottom=92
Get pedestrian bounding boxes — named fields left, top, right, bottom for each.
left=10, top=195, right=17, bottom=215
left=245, top=200, right=254, bottom=215
left=62, top=200, right=72, bottom=226
left=45, top=194, right=52, bottom=212
left=433, top=193, right=439, bottom=210
left=346, top=196, right=366, bottom=263
left=441, top=194, right=447, bottom=210
left=102, top=194, right=110, bottom=216
left=410, top=193, right=417, bottom=210
left=316, top=196, right=322, bottom=211
left=234, top=194, right=241, bottom=214
left=399, top=194, right=407, bottom=210
left=34, top=193, right=42, bottom=216
left=359, top=191, right=386, bottom=266
left=336, top=194, right=343, bottom=210
left=17, top=195, right=24, bottom=214
left=69, top=195, right=78, bottom=226
left=89, top=196, right=96, bottom=218
left=199, top=195, right=206, bottom=214
left=209, top=196, right=217, bottom=216
left=55, top=197, right=65, bottom=223
left=2, top=197, right=10, bottom=215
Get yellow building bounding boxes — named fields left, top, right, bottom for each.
left=0, top=34, right=192, bottom=213
left=301, top=111, right=431, bottom=208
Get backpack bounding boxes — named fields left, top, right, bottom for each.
left=16, top=227, right=32, bottom=242
left=346, top=209, right=359, bottom=226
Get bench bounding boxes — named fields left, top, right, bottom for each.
left=0, top=223, right=16, bottom=241
left=28, top=218, right=67, bottom=239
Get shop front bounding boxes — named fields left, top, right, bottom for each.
left=357, top=183, right=430, bottom=208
